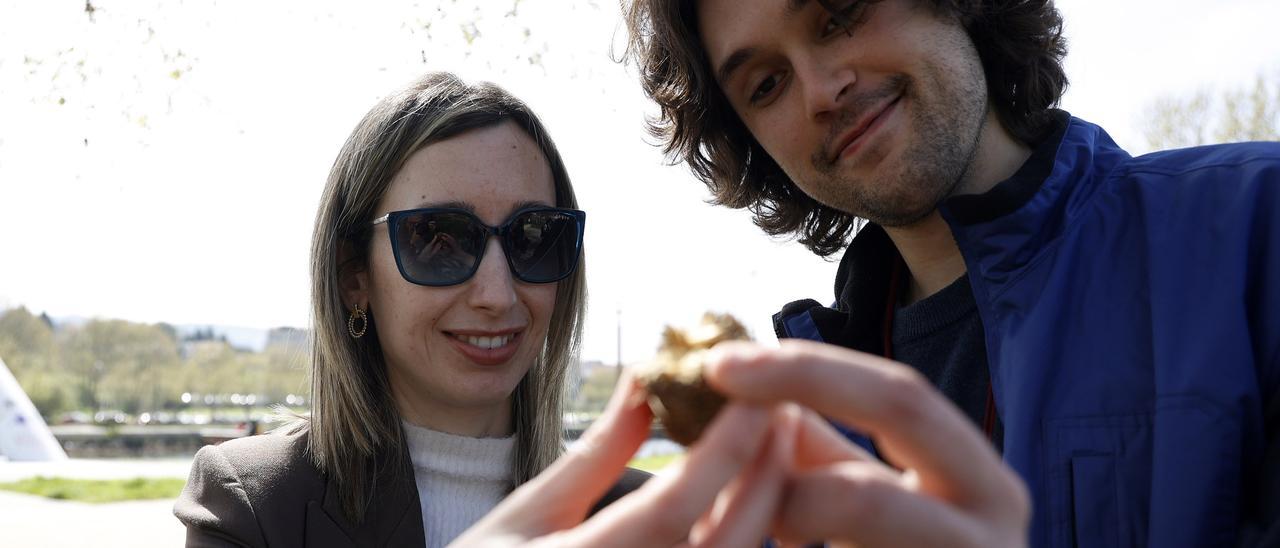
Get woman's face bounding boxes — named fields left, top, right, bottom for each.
left=362, top=121, right=558, bottom=432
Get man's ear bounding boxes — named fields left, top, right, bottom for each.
left=337, top=240, right=370, bottom=312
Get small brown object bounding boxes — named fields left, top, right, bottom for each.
left=633, top=312, right=751, bottom=446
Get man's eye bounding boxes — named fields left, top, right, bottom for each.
left=749, top=74, right=781, bottom=104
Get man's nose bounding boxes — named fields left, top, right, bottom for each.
left=797, top=54, right=857, bottom=122
left=466, top=237, right=518, bottom=314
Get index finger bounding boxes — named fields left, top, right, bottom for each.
left=562, top=402, right=776, bottom=547
left=496, top=372, right=653, bottom=527
left=704, top=339, right=1008, bottom=508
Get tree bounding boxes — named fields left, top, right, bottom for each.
left=568, top=365, right=622, bottom=418
left=1, top=306, right=316, bottom=418
left=0, top=307, right=69, bottom=417
left=60, top=318, right=181, bottom=414
left=259, top=337, right=309, bottom=405
left=9, top=0, right=555, bottom=147
left=181, top=339, right=248, bottom=401
left=1144, top=71, right=1280, bottom=151
left=0, top=307, right=57, bottom=373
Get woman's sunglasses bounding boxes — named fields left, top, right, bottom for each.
left=370, top=207, right=586, bottom=287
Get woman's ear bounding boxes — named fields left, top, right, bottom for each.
left=337, top=240, right=370, bottom=312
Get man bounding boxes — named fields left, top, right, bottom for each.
left=612, top=0, right=1280, bottom=546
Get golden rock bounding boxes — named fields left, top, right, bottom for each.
left=632, top=312, right=750, bottom=446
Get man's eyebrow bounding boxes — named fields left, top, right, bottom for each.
left=715, top=0, right=811, bottom=85
left=716, top=47, right=757, bottom=85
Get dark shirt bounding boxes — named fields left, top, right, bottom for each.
left=890, top=273, right=1003, bottom=451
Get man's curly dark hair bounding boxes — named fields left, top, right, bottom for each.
left=623, top=0, right=1069, bottom=256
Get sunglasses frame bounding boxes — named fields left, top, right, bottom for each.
left=370, top=206, right=586, bottom=287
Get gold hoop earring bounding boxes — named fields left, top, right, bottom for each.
left=348, top=304, right=368, bottom=339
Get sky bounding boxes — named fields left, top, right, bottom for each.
left=1, top=0, right=1278, bottom=364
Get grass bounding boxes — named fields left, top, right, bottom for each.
left=0, top=476, right=187, bottom=503
left=0, top=456, right=680, bottom=502
left=628, top=453, right=683, bottom=473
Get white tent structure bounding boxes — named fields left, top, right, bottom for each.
left=0, top=356, right=67, bottom=461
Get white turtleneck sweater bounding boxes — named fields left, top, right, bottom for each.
left=402, top=422, right=515, bottom=548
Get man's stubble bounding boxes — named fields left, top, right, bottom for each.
left=808, top=36, right=988, bottom=227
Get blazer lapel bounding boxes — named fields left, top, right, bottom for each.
left=305, top=500, right=356, bottom=548
left=315, top=448, right=424, bottom=547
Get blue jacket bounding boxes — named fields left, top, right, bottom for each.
left=774, top=113, right=1280, bottom=547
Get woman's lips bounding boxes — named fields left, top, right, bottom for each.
left=445, top=330, right=522, bottom=366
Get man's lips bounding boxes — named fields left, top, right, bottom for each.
left=826, top=94, right=903, bottom=163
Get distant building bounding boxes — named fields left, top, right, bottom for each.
left=179, top=339, right=234, bottom=360
left=265, top=327, right=310, bottom=350
left=579, top=359, right=607, bottom=374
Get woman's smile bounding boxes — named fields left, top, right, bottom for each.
left=444, top=329, right=524, bottom=366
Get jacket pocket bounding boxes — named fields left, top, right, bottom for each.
left=1046, top=413, right=1152, bottom=548
left=1070, top=454, right=1119, bottom=548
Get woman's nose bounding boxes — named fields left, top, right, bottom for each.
left=465, top=237, right=518, bottom=313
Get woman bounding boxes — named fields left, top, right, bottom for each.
left=174, top=72, right=647, bottom=547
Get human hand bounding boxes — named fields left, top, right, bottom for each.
left=449, top=372, right=791, bottom=548
left=704, top=339, right=1031, bottom=548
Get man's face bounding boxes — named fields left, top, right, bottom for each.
left=699, top=0, right=990, bottom=226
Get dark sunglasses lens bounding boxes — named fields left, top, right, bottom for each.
left=395, top=211, right=485, bottom=285
left=506, top=211, right=582, bottom=282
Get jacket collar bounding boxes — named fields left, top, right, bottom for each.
left=826, top=222, right=899, bottom=355
left=942, top=110, right=1069, bottom=226
left=807, top=111, right=1072, bottom=351
left=299, top=437, right=649, bottom=547
left=940, top=111, right=1130, bottom=287
left=309, top=437, right=424, bottom=547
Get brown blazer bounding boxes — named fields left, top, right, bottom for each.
left=173, top=428, right=651, bottom=547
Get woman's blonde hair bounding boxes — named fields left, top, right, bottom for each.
left=304, top=72, right=585, bottom=523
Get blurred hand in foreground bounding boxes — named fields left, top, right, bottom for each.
left=454, top=338, right=1030, bottom=547
left=702, top=339, right=1030, bottom=548
left=450, top=371, right=789, bottom=547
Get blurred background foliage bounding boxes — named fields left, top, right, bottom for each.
left=0, top=305, right=309, bottom=422
left=1144, top=70, right=1280, bottom=151
left=0, top=305, right=622, bottom=424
